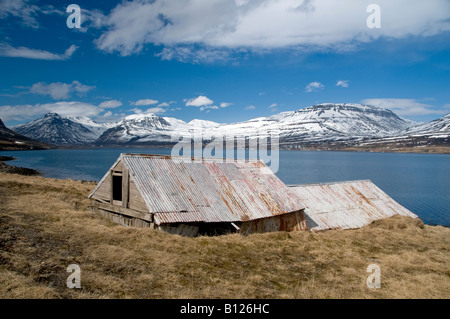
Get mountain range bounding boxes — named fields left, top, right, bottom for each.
left=0, top=118, right=49, bottom=151
left=6, top=103, right=450, bottom=151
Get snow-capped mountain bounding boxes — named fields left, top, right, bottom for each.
left=96, top=113, right=176, bottom=144
left=95, top=103, right=413, bottom=146
left=96, top=114, right=225, bottom=145
left=0, top=118, right=49, bottom=150
left=401, top=113, right=450, bottom=137
left=67, top=116, right=117, bottom=139
left=353, top=112, right=450, bottom=150
left=12, top=103, right=428, bottom=147
left=13, top=113, right=114, bottom=145
left=216, top=103, right=414, bottom=145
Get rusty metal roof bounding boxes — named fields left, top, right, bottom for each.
left=289, top=180, right=418, bottom=231
left=118, top=154, right=305, bottom=225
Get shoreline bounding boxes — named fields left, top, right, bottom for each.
left=2, top=144, right=450, bottom=154
left=0, top=156, right=40, bottom=176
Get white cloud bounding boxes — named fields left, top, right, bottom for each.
left=305, top=82, right=324, bottom=93
left=29, top=81, right=94, bottom=100
left=0, top=101, right=103, bottom=122
left=130, top=107, right=143, bottom=114
left=1, top=99, right=124, bottom=122
left=199, top=105, right=219, bottom=111
left=185, top=95, right=224, bottom=111
left=134, top=99, right=159, bottom=106
left=362, top=98, right=446, bottom=117
left=98, top=100, right=122, bottom=108
left=336, top=80, right=349, bottom=88
left=0, top=43, right=78, bottom=60
left=145, top=107, right=166, bottom=115
left=245, top=105, right=256, bottom=110
left=92, top=0, right=450, bottom=61
left=132, top=106, right=167, bottom=115
left=156, top=101, right=176, bottom=107
left=268, top=103, right=278, bottom=112
left=185, top=95, right=214, bottom=107
left=156, top=46, right=233, bottom=63
left=79, top=8, right=108, bottom=30
left=0, top=0, right=64, bottom=28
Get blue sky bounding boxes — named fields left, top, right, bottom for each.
left=1, top=0, right=450, bottom=126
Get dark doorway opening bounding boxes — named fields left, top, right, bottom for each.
left=112, top=175, right=122, bottom=201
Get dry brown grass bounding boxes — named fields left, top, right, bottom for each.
left=0, top=172, right=449, bottom=299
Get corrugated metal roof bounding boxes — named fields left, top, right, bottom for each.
left=119, top=154, right=305, bottom=225
left=289, top=180, right=418, bottom=231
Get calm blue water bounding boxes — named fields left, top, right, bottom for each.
left=1, top=148, right=449, bottom=227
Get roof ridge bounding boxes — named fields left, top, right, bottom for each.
left=120, top=153, right=263, bottom=163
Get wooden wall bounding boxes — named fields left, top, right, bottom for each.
left=239, top=210, right=308, bottom=235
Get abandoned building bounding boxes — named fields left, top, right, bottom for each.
left=88, top=153, right=308, bottom=236
left=88, top=153, right=419, bottom=236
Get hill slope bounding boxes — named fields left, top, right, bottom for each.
left=350, top=112, right=450, bottom=153
left=0, top=172, right=449, bottom=299
left=217, top=103, right=414, bottom=146
left=0, top=118, right=50, bottom=150
left=13, top=113, right=115, bottom=146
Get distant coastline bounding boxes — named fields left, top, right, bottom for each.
left=2, top=143, right=450, bottom=154
left=0, top=155, right=40, bottom=176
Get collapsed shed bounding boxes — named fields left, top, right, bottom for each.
left=88, top=153, right=307, bottom=236
left=289, top=180, right=418, bottom=231
left=89, top=153, right=419, bottom=236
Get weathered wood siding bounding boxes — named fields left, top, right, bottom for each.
left=239, top=210, right=308, bottom=235
left=90, top=173, right=112, bottom=202
left=92, top=206, right=153, bottom=228
left=127, top=179, right=149, bottom=213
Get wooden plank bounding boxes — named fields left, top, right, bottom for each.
left=91, top=206, right=152, bottom=228
left=128, top=179, right=149, bottom=213
left=122, top=168, right=129, bottom=208
left=91, top=174, right=111, bottom=202
left=109, top=169, right=114, bottom=203
left=114, top=161, right=123, bottom=172
left=91, top=200, right=153, bottom=222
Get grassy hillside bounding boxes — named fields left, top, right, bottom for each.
left=0, top=172, right=449, bottom=299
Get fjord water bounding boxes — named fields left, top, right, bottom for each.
left=1, top=148, right=449, bottom=227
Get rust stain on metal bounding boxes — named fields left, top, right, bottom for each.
left=112, top=153, right=305, bottom=226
